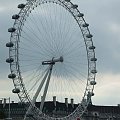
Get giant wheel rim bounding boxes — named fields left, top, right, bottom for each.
left=7, top=0, right=97, bottom=119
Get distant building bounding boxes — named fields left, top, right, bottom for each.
left=0, top=98, right=120, bottom=120
left=86, top=105, right=120, bottom=120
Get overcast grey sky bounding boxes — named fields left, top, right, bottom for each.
left=0, top=0, right=120, bottom=105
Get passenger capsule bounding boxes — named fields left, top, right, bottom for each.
left=12, top=88, right=20, bottom=93
left=82, top=23, right=89, bottom=27
left=91, top=70, right=97, bottom=74
left=86, top=34, right=93, bottom=38
left=8, top=73, right=16, bottom=79
left=6, top=58, right=14, bottom=63
left=8, top=28, right=16, bottom=33
left=90, top=81, right=97, bottom=85
left=87, top=92, right=94, bottom=97
left=18, top=4, right=25, bottom=9
left=77, top=13, right=84, bottom=17
left=72, top=4, right=78, bottom=9
left=65, top=0, right=70, bottom=2
left=90, top=92, right=94, bottom=96
left=89, top=46, right=96, bottom=50
left=6, top=42, right=14, bottom=47
left=12, top=14, right=20, bottom=19
left=91, top=58, right=97, bottom=61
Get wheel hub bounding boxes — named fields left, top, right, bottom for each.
left=42, top=56, right=63, bottom=65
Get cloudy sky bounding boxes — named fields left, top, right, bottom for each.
left=0, top=0, right=120, bottom=106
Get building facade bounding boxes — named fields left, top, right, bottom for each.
left=0, top=100, right=120, bottom=120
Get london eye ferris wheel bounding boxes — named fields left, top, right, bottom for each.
left=6, top=0, right=97, bottom=119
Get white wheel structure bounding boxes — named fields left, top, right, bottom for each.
left=6, top=0, right=97, bottom=120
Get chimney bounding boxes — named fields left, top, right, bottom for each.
left=0, top=100, right=2, bottom=104
left=65, top=98, right=68, bottom=108
left=53, top=96, right=56, bottom=107
left=71, top=98, right=74, bottom=108
left=118, top=104, right=120, bottom=107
